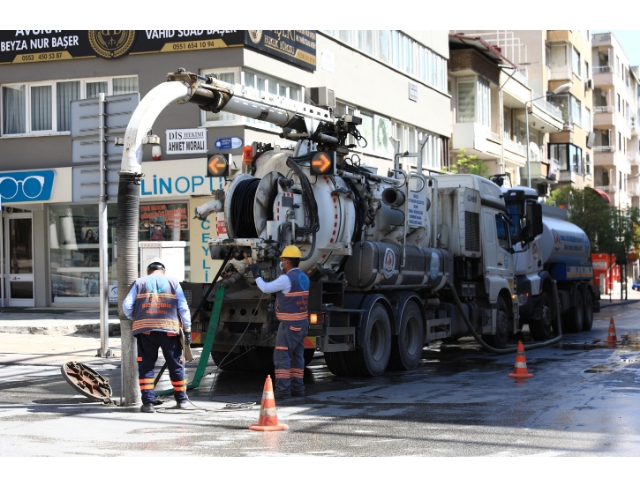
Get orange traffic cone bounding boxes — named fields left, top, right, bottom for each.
left=604, top=317, right=620, bottom=344
left=508, top=340, right=534, bottom=380
left=249, top=375, right=288, bottom=432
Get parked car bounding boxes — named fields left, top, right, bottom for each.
left=632, top=280, right=640, bottom=291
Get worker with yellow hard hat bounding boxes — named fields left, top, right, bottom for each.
left=249, top=245, right=310, bottom=399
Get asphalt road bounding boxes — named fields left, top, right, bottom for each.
left=1, top=301, right=640, bottom=461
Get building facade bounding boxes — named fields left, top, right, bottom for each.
left=0, top=30, right=451, bottom=308
left=592, top=32, right=639, bottom=209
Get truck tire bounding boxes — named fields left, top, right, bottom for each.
left=324, top=352, right=352, bottom=376
left=583, top=290, right=594, bottom=331
left=389, top=301, right=425, bottom=371
left=353, top=303, right=392, bottom=376
left=304, top=348, right=315, bottom=366
left=483, top=297, right=509, bottom=349
left=529, top=292, right=554, bottom=341
left=564, top=291, right=584, bottom=333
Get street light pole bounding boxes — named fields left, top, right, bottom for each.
left=525, top=82, right=573, bottom=188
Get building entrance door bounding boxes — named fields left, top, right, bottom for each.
left=2, top=212, right=35, bottom=307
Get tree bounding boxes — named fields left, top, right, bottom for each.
left=450, top=149, right=489, bottom=178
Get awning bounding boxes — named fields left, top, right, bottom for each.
left=588, top=187, right=612, bottom=204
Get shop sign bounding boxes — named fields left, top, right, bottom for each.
left=140, top=158, right=224, bottom=197
left=214, top=137, right=243, bottom=150
left=0, top=169, right=56, bottom=203
left=140, top=203, right=189, bottom=233
left=0, top=30, right=316, bottom=70
left=189, top=195, right=223, bottom=283
left=166, top=129, right=207, bottom=155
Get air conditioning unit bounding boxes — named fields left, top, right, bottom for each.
left=586, top=79, right=594, bottom=90
left=586, top=131, right=596, bottom=149
left=309, top=87, right=336, bottom=109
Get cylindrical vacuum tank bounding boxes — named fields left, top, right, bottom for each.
left=539, top=217, right=591, bottom=265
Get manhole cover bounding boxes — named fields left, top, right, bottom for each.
left=61, top=361, right=112, bottom=402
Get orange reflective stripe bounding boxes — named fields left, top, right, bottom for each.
left=137, top=357, right=142, bottom=362
left=139, top=385, right=154, bottom=390
left=139, top=378, right=154, bottom=384
left=173, top=386, right=186, bottom=391
left=167, top=332, right=177, bottom=336
left=284, top=291, right=309, bottom=297
left=289, top=326, right=302, bottom=332
left=275, top=346, right=289, bottom=351
left=171, top=380, right=186, bottom=386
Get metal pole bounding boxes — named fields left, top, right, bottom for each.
left=97, top=93, right=112, bottom=357
left=525, top=101, right=531, bottom=188
left=0, top=208, right=4, bottom=308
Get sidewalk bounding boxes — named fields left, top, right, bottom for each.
left=0, top=308, right=120, bottom=336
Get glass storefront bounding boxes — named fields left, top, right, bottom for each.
left=49, top=201, right=190, bottom=306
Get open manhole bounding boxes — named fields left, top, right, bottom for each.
left=61, top=361, right=112, bottom=402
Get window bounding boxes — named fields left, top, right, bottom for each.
left=550, top=93, right=581, bottom=126
left=572, top=47, right=581, bottom=77
left=549, top=143, right=582, bottom=173
left=618, top=93, right=621, bottom=112
left=545, top=44, right=551, bottom=68
left=495, top=215, right=510, bottom=250
left=456, top=77, right=490, bottom=128
left=584, top=60, right=590, bottom=79
left=571, top=97, right=582, bottom=127
left=322, top=30, right=447, bottom=92
left=616, top=56, right=620, bottom=74
left=1, top=76, right=137, bottom=136
left=619, top=171, right=622, bottom=189
left=586, top=152, right=591, bottom=175
left=583, top=107, right=591, bottom=131
left=619, top=131, right=622, bottom=150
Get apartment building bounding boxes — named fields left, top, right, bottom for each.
left=0, top=30, right=451, bottom=308
left=451, top=30, right=595, bottom=197
left=592, top=32, right=639, bottom=209
left=448, top=33, right=564, bottom=191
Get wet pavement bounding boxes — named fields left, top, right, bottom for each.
left=1, top=298, right=640, bottom=458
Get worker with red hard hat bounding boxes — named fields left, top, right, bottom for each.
left=249, top=245, right=309, bottom=399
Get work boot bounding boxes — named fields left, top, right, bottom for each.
left=175, top=401, right=188, bottom=409
left=291, top=389, right=305, bottom=397
left=140, top=403, right=155, bottom=413
left=274, top=390, right=291, bottom=400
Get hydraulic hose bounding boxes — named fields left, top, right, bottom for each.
left=116, top=172, right=142, bottom=407
left=445, top=280, right=563, bottom=354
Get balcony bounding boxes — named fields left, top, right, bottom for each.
left=593, top=108, right=615, bottom=127
left=520, top=158, right=559, bottom=183
left=594, top=146, right=615, bottom=152
left=594, top=105, right=614, bottom=113
left=595, top=185, right=616, bottom=193
left=550, top=65, right=572, bottom=81
left=593, top=65, right=612, bottom=74
left=628, top=152, right=640, bottom=164
left=629, top=182, right=640, bottom=196
left=452, top=123, right=501, bottom=159
left=592, top=33, right=613, bottom=46
left=532, top=97, right=563, bottom=121
left=504, top=138, right=526, bottom=157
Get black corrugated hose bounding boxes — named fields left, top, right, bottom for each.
left=446, top=281, right=563, bottom=354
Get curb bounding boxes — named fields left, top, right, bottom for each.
left=0, top=322, right=121, bottom=336
left=600, top=299, right=640, bottom=309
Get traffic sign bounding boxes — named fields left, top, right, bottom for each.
left=310, top=151, right=336, bottom=176
left=207, top=154, right=229, bottom=178
left=214, top=136, right=243, bottom=150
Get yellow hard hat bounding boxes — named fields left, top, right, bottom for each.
left=280, top=245, right=302, bottom=259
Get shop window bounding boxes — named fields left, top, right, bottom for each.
left=139, top=202, right=189, bottom=242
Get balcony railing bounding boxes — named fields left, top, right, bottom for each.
left=504, top=138, right=526, bottom=156
left=594, top=146, right=616, bottom=152
left=593, top=65, right=612, bottom=73
left=532, top=97, right=563, bottom=120
left=594, top=105, right=614, bottom=113
left=486, top=130, right=501, bottom=143
left=550, top=65, right=572, bottom=80
left=627, top=152, right=640, bottom=164
left=596, top=185, right=616, bottom=193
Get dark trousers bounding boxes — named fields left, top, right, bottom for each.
left=136, top=332, right=187, bottom=404
left=273, top=319, right=308, bottom=395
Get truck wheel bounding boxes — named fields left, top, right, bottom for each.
left=483, top=297, right=509, bottom=349
left=565, top=291, right=584, bottom=333
left=583, top=290, right=594, bottom=331
left=353, top=303, right=392, bottom=376
left=324, top=352, right=355, bottom=376
left=389, top=301, right=425, bottom=371
left=529, top=292, right=554, bottom=341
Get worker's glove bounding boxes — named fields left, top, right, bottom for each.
left=184, top=331, right=192, bottom=346
left=249, top=264, right=261, bottom=279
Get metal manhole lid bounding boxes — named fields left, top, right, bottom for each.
left=61, top=361, right=112, bottom=402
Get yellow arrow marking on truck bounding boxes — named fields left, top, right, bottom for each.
left=312, top=153, right=331, bottom=173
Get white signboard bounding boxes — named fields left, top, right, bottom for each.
left=407, top=191, right=427, bottom=228
left=140, top=158, right=224, bottom=198
left=166, top=128, right=207, bottom=154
